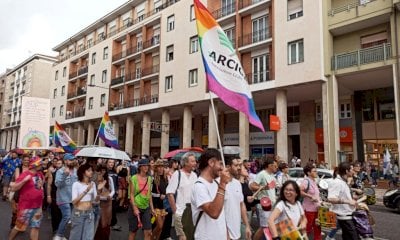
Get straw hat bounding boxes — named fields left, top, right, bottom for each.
left=154, top=159, right=166, bottom=167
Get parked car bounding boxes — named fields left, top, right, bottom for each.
left=288, top=167, right=334, bottom=201
left=383, top=188, right=400, bottom=213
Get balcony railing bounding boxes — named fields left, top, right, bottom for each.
left=331, top=43, right=392, bottom=70
left=111, top=76, right=124, bottom=86
left=212, top=3, right=236, bottom=19
left=66, top=108, right=85, bottom=119
left=239, top=0, right=267, bottom=9
left=133, top=94, right=159, bottom=106
left=143, top=35, right=161, bottom=49
left=69, top=66, right=88, bottom=79
left=328, top=0, right=378, bottom=16
left=125, top=71, right=141, bottom=82
left=67, top=88, right=87, bottom=99
left=142, top=65, right=160, bottom=76
left=238, top=28, right=270, bottom=47
left=245, top=70, right=270, bottom=84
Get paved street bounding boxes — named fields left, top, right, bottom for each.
left=0, top=199, right=398, bottom=240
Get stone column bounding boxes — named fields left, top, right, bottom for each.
left=125, top=116, right=134, bottom=155
left=142, top=112, right=151, bottom=155
left=6, top=130, right=12, bottom=151
left=1, top=131, right=7, bottom=149
left=87, top=122, right=95, bottom=145
left=77, top=124, right=84, bottom=146
left=276, top=90, right=288, bottom=162
left=113, top=120, right=120, bottom=148
left=239, top=112, right=250, bottom=160
left=11, top=128, right=17, bottom=149
left=161, top=110, right=170, bottom=158
left=182, top=106, right=193, bottom=148
left=193, top=114, right=203, bottom=147
left=208, top=101, right=218, bottom=148
left=392, top=64, right=400, bottom=171
left=299, top=101, right=317, bottom=162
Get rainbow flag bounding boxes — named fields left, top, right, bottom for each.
left=54, top=121, right=77, bottom=153
left=193, top=0, right=265, bottom=132
left=98, top=112, right=119, bottom=149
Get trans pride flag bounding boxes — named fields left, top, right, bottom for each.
left=98, top=112, right=119, bottom=149
left=193, top=0, right=265, bottom=132
left=54, top=121, right=77, bottom=153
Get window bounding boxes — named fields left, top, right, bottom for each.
left=100, top=94, right=106, bottom=107
left=102, top=70, right=107, bottom=83
left=55, top=70, right=59, bottom=80
left=222, top=0, right=235, bottom=17
left=166, top=45, right=174, bottom=61
left=167, top=15, right=175, bottom=31
left=136, top=2, right=145, bottom=22
left=109, top=25, right=116, bottom=36
left=252, top=54, right=269, bottom=83
left=103, top=47, right=109, bottom=59
left=88, top=97, right=94, bottom=110
left=52, top=107, right=56, bottom=118
left=87, top=39, right=93, bottom=47
left=61, top=86, right=65, bottom=96
left=189, top=69, right=198, bottom=87
left=224, top=27, right=235, bottom=47
left=137, top=36, right=143, bottom=51
left=98, top=32, right=105, bottom=41
left=340, top=102, right=352, bottom=119
left=154, top=0, right=162, bottom=12
left=53, top=89, right=57, bottom=99
left=252, top=16, right=268, bottom=43
left=190, top=36, right=199, bottom=54
left=63, top=67, right=66, bottom=77
left=91, top=53, right=96, bottom=65
left=190, top=4, right=195, bottom=21
left=288, top=39, right=304, bottom=64
left=316, top=104, right=322, bottom=121
left=59, top=105, right=64, bottom=116
left=288, top=0, right=303, bottom=20
left=287, top=106, right=300, bottom=123
left=361, top=32, right=388, bottom=48
left=90, top=75, right=95, bottom=85
left=165, top=75, right=173, bottom=92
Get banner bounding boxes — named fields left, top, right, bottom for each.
left=98, top=111, right=119, bottom=149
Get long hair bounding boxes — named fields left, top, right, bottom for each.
left=154, top=164, right=167, bottom=187
left=97, top=165, right=110, bottom=190
left=278, top=180, right=301, bottom=203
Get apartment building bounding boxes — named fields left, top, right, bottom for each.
left=0, top=54, right=56, bottom=151
left=50, top=0, right=400, bottom=168
left=0, top=70, right=10, bottom=149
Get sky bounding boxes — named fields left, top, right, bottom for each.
left=0, top=0, right=128, bottom=72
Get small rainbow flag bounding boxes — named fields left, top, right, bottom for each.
left=193, top=0, right=265, bottom=132
left=98, top=112, right=119, bottom=149
left=54, top=121, right=77, bottom=153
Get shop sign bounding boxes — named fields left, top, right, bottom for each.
left=223, top=132, right=275, bottom=145
left=269, top=115, right=280, bottom=131
left=315, top=127, right=353, bottom=143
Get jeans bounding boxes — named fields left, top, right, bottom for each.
left=338, top=219, right=360, bottom=240
left=69, top=209, right=94, bottom=240
left=93, top=204, right=101, bottom=232
left=56, top=203, right=72, bottom=237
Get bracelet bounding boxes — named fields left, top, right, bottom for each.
left=218, top=186, right=226, bottom=192
left=217, top=191, right=225, bottom=196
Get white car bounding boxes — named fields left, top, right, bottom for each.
left=288, top=167, right=334, bottom=201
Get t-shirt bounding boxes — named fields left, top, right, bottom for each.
left=328, top=176, right=355, bottom=217
left=72, top=181, right=97, bottom=202
left=16, top=171, right=44, bottom=210
left=191, top=176, right=227, bottom=240
left=255, top=170, right=277, bottom=205
left=225, top=178, right=244, bottom=240
left=166, top=170, right=197, bottom=215
left=2, top=157, right=21, bottom=177
left=301, top=177, right=320, bottom=212
left=275, top=200, right=304, bottom=227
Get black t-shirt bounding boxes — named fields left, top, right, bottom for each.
left=152, top=176, right=168, bottom=209
left=241, top=181, right=259, bottom=211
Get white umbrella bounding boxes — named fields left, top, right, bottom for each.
left=75, top=146, right=130, bottom=161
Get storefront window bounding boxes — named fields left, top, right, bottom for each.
left=377, top=88, right=395, bottom=120
left=362, top=91, right=374, bottom=121
left=287, top=106, right=300, bottom=123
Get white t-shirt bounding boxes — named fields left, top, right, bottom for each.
left=275, top=200, right=304, bottom=227
left=225, top=178, right=244, bottom=240
left=166, top=169, right=198, bottom=215
left=72, top=181, right=97, bottom=202
left=328, top=176, right=355, bottom=217
left=255, top=170, right=277, bottom=205
left=191, top=176, right=227, bottom=240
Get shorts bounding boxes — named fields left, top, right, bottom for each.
left=256, top=204, right=271, bottom=227
left=2, top=175, right=12, bottom=187
left=173, top=214, right=185, bottom=236
left=127, top=205, right=151, bottom=232
left=15, top=208, right=43, bottom=231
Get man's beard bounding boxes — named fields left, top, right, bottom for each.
left=66, top=162, right=76, bottom=168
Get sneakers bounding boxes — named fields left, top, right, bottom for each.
left=53, top=236, right=68, bottom=240
left=325, top=236, right=335, bottom=240
left=111, top=225, right=122, bottom=231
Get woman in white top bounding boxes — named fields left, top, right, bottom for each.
left=267, top=180, right=307, bottom=240
left=70, top=163, right=103, bottom=240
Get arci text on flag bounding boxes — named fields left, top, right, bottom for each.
left=99, top=111, right=119, bottom=149
left=54, top=121, right=77, bottom=153
left=193, top=0, right=265, bottom=132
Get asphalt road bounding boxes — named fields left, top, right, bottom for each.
left=0, top=200, right=398, bottom=240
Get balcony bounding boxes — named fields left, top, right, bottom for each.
left=66, top=108, right=85, bottom=119
left=69, top=66, right=88, bottom=80
left=328, top=0, right=392, bottom=35
left=67, top=88, right=87, bottom=100
left=245, top=70, right=270, bottom=84
left=212, top=3, right=236, bottom=20
left=110, top=76, right=124, bottom=86
left=143, top=35, right=160, bottom=50
left=239, top=0, right=269, bottom=9
left=331, top=43, right=391, bottom=70
left=238, top=28, right=271, bottom=48
left=141, top=65, right=159, bottom=78
left=133, top=94, right=159, bottom=107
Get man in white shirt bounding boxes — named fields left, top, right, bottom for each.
left=328, top=162, right=359, bottom=240
left=166, top=152, right=198, bottom=240
left=191, top=148, right=231, bottom=240
left=223, top=151, right=251, bottom=240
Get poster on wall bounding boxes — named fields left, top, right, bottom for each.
left=19, top=97, right=50, bottom=149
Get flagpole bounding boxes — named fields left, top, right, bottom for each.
left=209, top=93, right=225, bottom=167
left=93, top=121, right=102, bottom=146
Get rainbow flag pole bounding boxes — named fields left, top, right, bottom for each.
left=94, top=111, right=119, bottom=149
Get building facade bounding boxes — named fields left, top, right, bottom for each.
left=0, top=54, right=56, bottom=150
left=50, top=0, right=400, bottom=169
